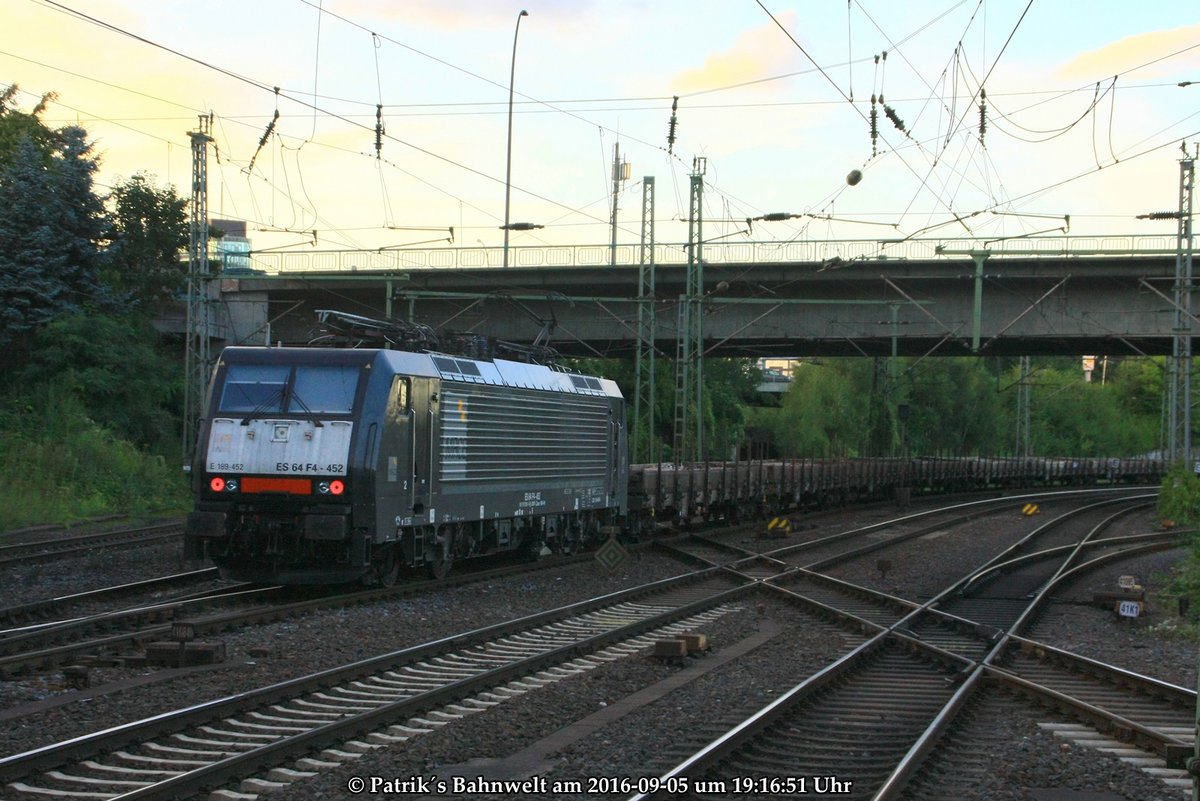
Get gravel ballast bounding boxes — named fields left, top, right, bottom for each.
left=0, top=498, right=1195, bottom=800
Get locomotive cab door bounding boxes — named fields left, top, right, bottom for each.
left=377, top=377, right=415, bottom=528
left=409, top=377, right=436, bottom=516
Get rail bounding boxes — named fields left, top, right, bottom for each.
left=232, top=233, right=1182, bottom=275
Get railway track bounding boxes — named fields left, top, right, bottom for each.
left=625, top=494, right=1193, bottom=799
left=0, top=522, right=183, bottom=568
left=0, top=535, right=674, bottom=679
left=0, top=489, right=1188, bottom=799
left=0, top=569, right=223, bottom=630
left=0, top=573, right=751, bottom=800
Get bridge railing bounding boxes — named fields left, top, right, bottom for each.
left=241, top=234, right=1181, bottom=275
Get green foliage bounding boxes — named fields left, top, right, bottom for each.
left=0, top=85, right=56, bottom=167
left=1157, top=466, right=1200, bottom=527
left=774, top=360, right=867, bottom=456
left=1157, top=467, right=1200, bottom=625
left=0, top=102, right=111, bottom=359
left=107, top=173, right=189, bottom=308
left=1003, top=360, right=1158, bottom=456
left=0, top=86, right=191, bottom=528
left=0, top=384, right=188, bottom=530
left=567, top=356, right=760, bottom=461
left=18, top=314, right=182, bottom=452
left=904, top=358, right=1007, bottom=455
left=765, top=356, right=1165, bottom=459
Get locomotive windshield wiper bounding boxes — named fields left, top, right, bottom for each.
left=287, top=390, right=325, bottom=428
left=239, top=387, right=285, bottom=426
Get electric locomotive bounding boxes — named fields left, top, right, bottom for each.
left=185, top=346, right=628, bottom=584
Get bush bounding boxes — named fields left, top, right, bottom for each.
left=0, top=383, right=187, bottom=529
left=1157, top=466, right=1200, bottom=527
left=1156, top=466, right=1200, bottom=625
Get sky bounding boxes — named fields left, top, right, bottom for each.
left=2, top=0, right=1199, bottom=265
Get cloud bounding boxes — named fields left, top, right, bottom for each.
left=670, top=11, right=803, bottom=95
left=1058, top=25, right=1200, bottom=81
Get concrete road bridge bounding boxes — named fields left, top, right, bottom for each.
left=186, top=233, right=1191, bottom=360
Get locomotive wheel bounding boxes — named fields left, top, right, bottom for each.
left=428, top=526, right=454, bottom=579
left=428, top=553, right=453, bottom=580
left=370, top=547, right=400, bottom=588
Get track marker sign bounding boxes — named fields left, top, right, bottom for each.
left=1118, top=600, right=1142, bottom=618
left=1022, top=503, right=1040, bottom=516
left=595, top=537, right=628, bottom=573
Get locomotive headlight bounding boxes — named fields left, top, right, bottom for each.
left=210, top=476, right=226, bottom=492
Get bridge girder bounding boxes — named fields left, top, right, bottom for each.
left=214, top=254, right=1182, bottom=360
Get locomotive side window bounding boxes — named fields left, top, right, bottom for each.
left=393, top=377, right=410, bottom=411
left=292, top=365, right=359, bottom=414
left=220, top=365, right=289, bottom=412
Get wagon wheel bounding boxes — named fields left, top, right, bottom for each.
left=558, top=529, right=580, bottom=556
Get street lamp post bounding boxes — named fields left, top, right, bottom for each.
left=503, top=9, right=529, bottom=270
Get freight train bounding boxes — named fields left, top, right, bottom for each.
left=185, top=345, right=1166, bottom=585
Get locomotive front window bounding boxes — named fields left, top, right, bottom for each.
left=292, top=365, right=359, bottom=414
left=220, top=365, right=289, bottom=412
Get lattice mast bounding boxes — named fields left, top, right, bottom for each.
left=633, top=176, right=656, bottom=463
left=183, top=114, right=214, bottom=461
left=1167, top=149, right=1196, bottom=465
left=672, top=159, right=705, bottom=462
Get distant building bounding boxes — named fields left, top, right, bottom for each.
left=210, top=218, right=252, bottom=273
left=756, top=357, right=796, bottom=394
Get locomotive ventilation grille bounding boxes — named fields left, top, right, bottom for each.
left=439, top=385, right=611, bottom=483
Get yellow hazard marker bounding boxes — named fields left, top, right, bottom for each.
left=766, top=517, right=792, bottom=538
left=1022, top=503, right=1040, bottom=516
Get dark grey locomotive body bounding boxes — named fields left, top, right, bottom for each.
left=186, top=347, right=628, bottom=583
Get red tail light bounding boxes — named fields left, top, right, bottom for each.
left=329, top=480, right=345, bottom=495
left=210, top=476, right=226, bottom=492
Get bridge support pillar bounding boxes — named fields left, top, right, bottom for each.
left=971, top=251, right=988, bottom=352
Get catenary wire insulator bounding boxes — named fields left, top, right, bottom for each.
left=667, top=96, right=679, bottom=155
left=978, top=87, right=987, bottom=149
left=374, top=104, right=384, bottom=159
left=247, top=108, right=279, bottom=174
left=870, top=94, right=878, bottom=157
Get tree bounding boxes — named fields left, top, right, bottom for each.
left=0, top=85, right=56, bottom=167
left=107, top=173, right=189, bottom=308
left=566, top=356, right=760, bottom=462
left=773, top=360, right=867, bottom=456
left=693, top=359, right=755, bottom=459
left=52, top=126, right=110, bottom=305
left=0, top=104, right=110, bottom=360
left=0, top=136, right=74, bottom=352
left=903, top=358, right=1006, bottom=455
